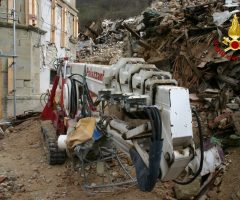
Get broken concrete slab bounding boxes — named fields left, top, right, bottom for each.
left=174, top=178, right=201, bottom=200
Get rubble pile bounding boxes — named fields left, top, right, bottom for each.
left=77, top=20, right=126, bottom=64
left=78, top=0, right=239, bottom=143
left=0, top=173, right=24, bottom=199
left=76, top=1, right=240, bottom=199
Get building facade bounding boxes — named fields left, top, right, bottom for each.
left=0, top=0, right=78, bottom=118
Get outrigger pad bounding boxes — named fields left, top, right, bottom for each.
left=129, top=139, right=163, bottom=192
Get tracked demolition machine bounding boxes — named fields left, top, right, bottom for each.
left=41, top=58, right=203, bottom=191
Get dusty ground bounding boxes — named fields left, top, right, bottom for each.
left=0, top=119, right=174, bottom=200
left=212, top=148, right=240, bottom=200
left=1, top=118, right=240, bottom=200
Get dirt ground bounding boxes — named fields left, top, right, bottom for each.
left=0, top=119, right=174, bottom=200
left=0, top=118, right=240, bottom=200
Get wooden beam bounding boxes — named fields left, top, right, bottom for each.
left=28, top=0, right=33, bottom=25
left=7, top=58, right=13, bottom=95
left=51, top=0, right=56, bottom=43
left=75, top=16, right=78, bottom=38
left=25, top=0, right=29, bottom=25
left=0, top=59, right=2, bottom=119
left=61, top=6, right=66, bottom=48
left=73, top=16, right=78, bottom=38
left=32, top=0, right=37, bottom=26
left=7, top=0, right=13, bottom=23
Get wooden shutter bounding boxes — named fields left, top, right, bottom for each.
left=61, top=7, right=67, bottom=48
left=51, top=0, right=56, bottom=43
left=28, top=0, right=37, bottom=26
left=7, top=58, right=13, bottom=95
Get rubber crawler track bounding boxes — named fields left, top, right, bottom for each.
left=41, top=121, right=66, bottom=165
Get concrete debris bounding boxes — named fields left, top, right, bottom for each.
left=0, top=128, right=4, bottom=140
left=0, top=173, right=23, bottom=199
left=75, top=0, right=240, bottom=198
left=174, top=178, right=201, bottom=200
left=77, top=18, right=127, bottom=64
left=77, top=0, right=239, bottom=116
left=0, top=0, right=239, bottom=199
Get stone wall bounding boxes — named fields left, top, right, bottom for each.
left=0, top=0, right=78, bottom=117
left=0, top=27, right=42, bottom=117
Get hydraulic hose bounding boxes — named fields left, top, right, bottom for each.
left=69, top=78, right=78, bottom=118
left=130, top=106, right=163, bottom=192
left=173, top=107, right=204, bottom=185
left=66, top=75, right=95, bottom=118
left=71, top=78, right=95, bottom=110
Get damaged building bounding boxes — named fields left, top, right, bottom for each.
left=0, top=0, right=240, bottom=200
left=0, top=0, right=78, bottom=117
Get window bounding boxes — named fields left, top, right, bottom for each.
left=50, top=69, right=57, bottom=84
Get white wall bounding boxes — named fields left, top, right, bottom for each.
left=39, top=0, right=77, bottom=93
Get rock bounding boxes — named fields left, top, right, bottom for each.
left=214, top=176, right=222, bottom=186
left=174, top=178, right=200, bottom=199
left=31, top=143, right=40, bottom=149
left=33, top=167, right=39, bottom=172
left=236, top=191, right=240, bottom=199
left=46, top=179, right=52, bottom=183
left=226, top=103, right=239, bottom=110
left=231, top=193, right=239, bottom=200
left=0, top=193, right=4, bottom=199
left=199, top=194, right=208, bottom=200
left=232, top=112, right=240, bottom=135
left=1, top=183, right=8, bottom=188
left=0, top=128, right=4, bottom=139
left=74, top=181, right=79, bottom=186
left=136, top=23, right=145, bottom=31
left=31, top=172, right=38, bottom=179
left=15, top=155, right=22, bottom=160
left=7, top=126, right=14, bottom=133
left=4, top=129, right=10, bottom=134
left=207, top=188, right=218, bottom=200
left=8, top=176, right=16, bottom=182
left=0, top=176, right=6, bottom=184
left=0, top=145, right=4, bottom=151
left=90, top=183, right=96, bottom=187
left=5, top=192, right=11, bottom=198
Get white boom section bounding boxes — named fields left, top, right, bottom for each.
left=68, top=58, right=194, bottom=181
left=70, top=63, right=109, bottom=95
left=70, top=58, right=145, bottom=95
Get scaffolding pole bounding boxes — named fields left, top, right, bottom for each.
left=13, top=0, right=16, bottom=118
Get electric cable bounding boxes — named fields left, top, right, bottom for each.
left=40, top=92, right=49, bottom=107
left=173, top=107, right=204, bottom=185
left=68, top=78, right=78, bottom=118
